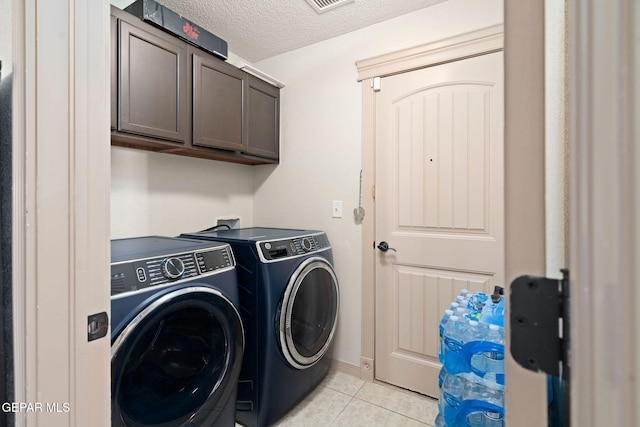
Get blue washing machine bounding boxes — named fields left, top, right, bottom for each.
left=110, top=236, right=244, bottom=427
left=180, top=228, right=340, bottom=427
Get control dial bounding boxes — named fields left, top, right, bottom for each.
left=301, top=237, right=313, bottom=252
left=162, top=257, right=185, bottom=279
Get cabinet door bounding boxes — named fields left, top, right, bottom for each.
left=110, top=14, right=117, bottom=130
left=193, top=52, right=246, bottom=151
left=246, top=75, right=279, bottom=160
left=118, top=20, right=188, bottom=143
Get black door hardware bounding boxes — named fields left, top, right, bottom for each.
left=376, top=241, right=397, bottom=252
left=510, top=269, right=570, bottom=427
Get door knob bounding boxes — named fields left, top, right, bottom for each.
left=377, top=241, right=397, bottom=252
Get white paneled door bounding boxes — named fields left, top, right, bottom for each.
left=374, top=52, right=504, bottom=398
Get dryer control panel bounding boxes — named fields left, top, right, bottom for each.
left=110, top=246, right=234, bottom=296
left=258, top=233, right=331, bottom=262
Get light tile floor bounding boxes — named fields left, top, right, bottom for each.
left=236, top=371, right=439, bottom=427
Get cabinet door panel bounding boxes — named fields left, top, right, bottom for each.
left=118, top=20, right=188, bottom=143
left=111, top=14, right=117, bottom=130
left=246, top=76, right=279, bottom=159
left=193, top=53, right=246, bottom=151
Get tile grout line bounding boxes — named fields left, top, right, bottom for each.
left=348, top=396, right=433, bottom=426
left=328, top=393, right=357, bottom=426
left=352, top=383, right=436, bottom=426
left=325, top=378, right=367, bottom=426
left=324, top=380, right=430, bottom=426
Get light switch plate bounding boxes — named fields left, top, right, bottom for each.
left=332, top=200, right=343, bottom=218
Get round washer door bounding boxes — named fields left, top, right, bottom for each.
left=279, top=256, right=339, bottom=369
left=111, top=286, right=244, bottom=427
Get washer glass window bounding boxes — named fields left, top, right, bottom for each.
left=280, top=258, right=339, bottom=369
left=111, top=288, right=243, bottom=427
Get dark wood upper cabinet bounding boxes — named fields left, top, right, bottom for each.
left=118, top=19, right=189, bottom=144
left=246, top=75, right=280, bottom=160
left=111, top=6, right=279, bottom=164
left=192, top=51, right=246, bottom=152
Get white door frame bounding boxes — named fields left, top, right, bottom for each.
left=12, top=0, right=111, bottom=425
left=569, top=0, right=639, bottom=425
left=502, top=2, right=550, bottom=426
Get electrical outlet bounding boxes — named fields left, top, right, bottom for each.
left=332, top=200, right=343, bottom=218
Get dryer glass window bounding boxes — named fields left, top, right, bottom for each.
left=292, top=268, right=336, bottom=357
left=280, top=258, right=339, bottom=369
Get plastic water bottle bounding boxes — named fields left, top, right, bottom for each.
left=441, top=371, right=466, bottom=426
left=455, top=306, right=470, bottom=317
left=469, top=292, right=489, bottom=311
left=460, top=375, right=505, bottom=426
left=461, top=320, right=490, bottom=378
left=463, top=320, right=487, bottom=345
left=480, top=297, right=505, bottom=327
left=438, top=309, right=455, bottom=362
left=455, top=289, right=469, bottom=308
left=437, top=368, right=446, bottom=415
left=463, top=324, right=504, bottom=385
left=434, top=413, right=445, bottom=427
left=443, top=316, right=467, bottom=374
left=482, top=324, right=505, bottom=383
left=456, top=295, right=468, bottom=308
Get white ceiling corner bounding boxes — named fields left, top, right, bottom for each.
left=140, top=0, right=447, bottom=63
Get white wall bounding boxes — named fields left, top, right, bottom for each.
left=110, top=0, right=133, bottom=9
left=111, top=147, right=255, bottom=238
left=0, top=0, right=10, bottom=75
left=545, top=1, right=568, bottom=279
left=253, top=0, right=503, bottom=367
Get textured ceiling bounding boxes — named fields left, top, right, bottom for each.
left=148, top=0, right=446, bottom=63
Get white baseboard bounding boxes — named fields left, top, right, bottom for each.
left=330, top=359, right=363, bottom=379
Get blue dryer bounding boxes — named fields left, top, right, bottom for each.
left=180, top=228, right=340, bottom=427
left=110, top=236, right=244, bottom=427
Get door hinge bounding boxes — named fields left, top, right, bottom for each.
left=510, top=269, right=569, bottom=376
left=510, top=269, right=570, bottom=425
left=372, top=185, right=376, bottom=199
left=371, top=76, right=381, bottom=92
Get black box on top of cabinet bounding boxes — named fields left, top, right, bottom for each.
left=124, top=0, right=228, bottom=60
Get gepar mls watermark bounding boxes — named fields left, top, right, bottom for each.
left=2, top=402, right=71, bottom=413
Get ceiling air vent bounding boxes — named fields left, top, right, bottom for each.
left=304, top=0, right=355, bottom=14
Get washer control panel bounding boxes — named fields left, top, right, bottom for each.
left=111, top=245, right=234, bottom=296
left=258, top=233, right=330, bottom=262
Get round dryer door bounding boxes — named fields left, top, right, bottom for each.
left=279, top=257, right=339, bottom=369
left=111, top=287, right=244, bottom=427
